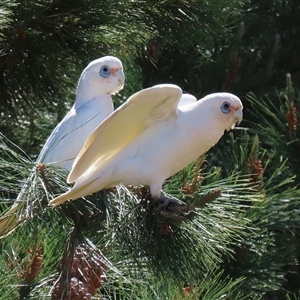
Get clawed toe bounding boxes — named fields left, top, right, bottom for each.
left=153, top=194, right=184, bottom=211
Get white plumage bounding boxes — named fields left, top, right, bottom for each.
left=37, top=56, right=125, bottom=169
left=50, top=84, right=243, bottom=207
left=0, top=55, right=125, bottom=237
left=178, top=93, right=197, bottom=106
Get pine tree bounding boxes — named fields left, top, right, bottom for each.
left=1, top=0, right=300, bottom=299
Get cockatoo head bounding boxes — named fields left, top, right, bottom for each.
left=76, top=56, right=125, bottom=101
left=202, top=92, right=243, bottom=131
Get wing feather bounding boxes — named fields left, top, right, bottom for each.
left=68, top=84, right=182, bottom=183
left=178, top=94, right=197, bottom=106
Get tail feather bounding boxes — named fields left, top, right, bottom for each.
left=49, top=179, right=98, bottom=207
left=0, top=205, right=25, bottom=238
left=49, top=191, right=75, bottom=207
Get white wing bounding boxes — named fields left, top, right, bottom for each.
left=68, top=84, right=183, bottom=182
left=49, top=84, right=182, bottom=206
left=178, top=94, right=197, bottom=106
left=36, top=98, right=113, bottom=170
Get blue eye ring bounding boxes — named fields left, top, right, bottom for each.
left=99, top=65, right=111, bottom=78
left=221, top=101, right=231, bottom=114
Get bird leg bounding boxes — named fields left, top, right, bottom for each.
left=153, top=191, right=184, bottom=211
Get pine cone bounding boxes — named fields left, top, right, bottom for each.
left=18, top=247, right=43, bottom=281
left=69, top=277, right=93, bottom=300
left=53, top=243, right=107, bottom=299
left=52, top=278, right=93, bottom=300
left=71, top=244, right=106, bottom=290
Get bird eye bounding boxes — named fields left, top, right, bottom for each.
left=220, top=101, right=231, bottom=114
left=99, top=65, right=111, bottom=78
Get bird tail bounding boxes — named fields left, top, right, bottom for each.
left=49, top=179, right=98, bottom=207
left=0, top=204, right=25, bottom=238
left=49, top=191, right=75, bottom=207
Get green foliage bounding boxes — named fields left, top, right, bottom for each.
left=0, top=130, right=262, bottom=299
left=237, top=0, right=300, bottom=94
left=0, top=0, right=249, bottom=156
left=246, top=75, right=300, bottom=181
left=1, top=0, right=300, bottom=299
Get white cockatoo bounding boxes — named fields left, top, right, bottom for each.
left=37, top=55, right=125, bottom=169
left=0, top=56, right=125, bottom=237
left=49, top=84, right=243, bottom=208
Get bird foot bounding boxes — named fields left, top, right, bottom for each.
left=153, top=193, right=184, bottom=211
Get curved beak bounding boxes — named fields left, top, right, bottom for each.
left=117, top=69, right=125, bottom=84
left=234, top=109, right=243, bottom=125
left=229, top=108, right=243, bottom=130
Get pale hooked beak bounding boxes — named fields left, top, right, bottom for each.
left=234, top=109, right=243, bottom=125
left=111, top=69, right=125, bottom=95
left=230, top=109, right=243, bottom=129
